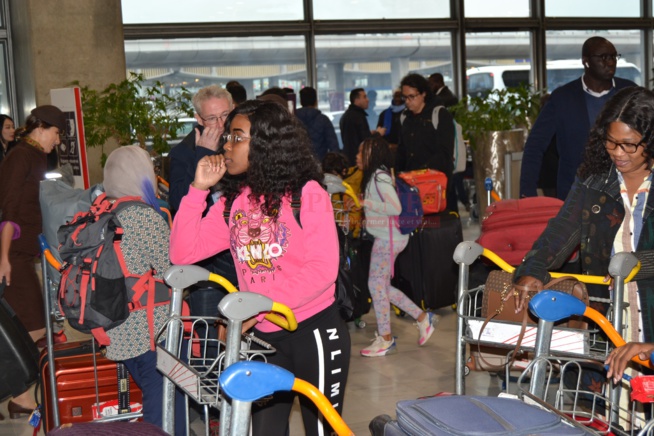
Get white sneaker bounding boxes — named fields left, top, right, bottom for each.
left=416, top=312, right=439, bottom=346
left=360, top=333, right=397, bottom=357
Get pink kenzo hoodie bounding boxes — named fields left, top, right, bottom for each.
left=170, top=181, right=338, bottom=332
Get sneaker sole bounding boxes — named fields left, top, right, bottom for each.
left=418, top=315, right=440, bottom=346
left=360, top=345, right=397, bottom=357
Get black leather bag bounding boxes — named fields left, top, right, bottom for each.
left=0, top=280, right=40, bottom=401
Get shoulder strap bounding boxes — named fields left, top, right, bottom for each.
left=431, top=106, right=443, bottom=130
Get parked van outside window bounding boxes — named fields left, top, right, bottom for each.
left=466, top=59, right=641, bottom=98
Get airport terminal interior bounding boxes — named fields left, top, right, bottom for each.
left=1, top=0, right=654, bottom=434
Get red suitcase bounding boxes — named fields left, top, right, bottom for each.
left=40, top=340, right=143, bottom=432
left=477, top=197, right=564, bottom=266
left=398, top=169, right=447, bottom=215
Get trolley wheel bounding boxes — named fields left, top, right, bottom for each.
left=451, top=304, right=457, bottom=311
left=355, top=318, right=366, bottom=329
left=464, top=365, right=470, bottom=377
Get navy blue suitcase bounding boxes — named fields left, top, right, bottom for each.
left=376, top=395, right=594, bottom=435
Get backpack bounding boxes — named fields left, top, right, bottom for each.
left=57, top=193, right=171, bottom=350
left=373, top=171, right=423, bottom=235
left=400, top=106, right=466, bottom=173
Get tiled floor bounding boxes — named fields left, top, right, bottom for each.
left=0, top=212, right=484, bottom=436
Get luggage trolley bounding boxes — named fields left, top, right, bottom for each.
left=158, top=265, right=297, bottom=436
left=453, top=241, right=638, bottom=395
left=514, top=289, right=654, bottom=435
left=39, top=235, right=144, bottom=431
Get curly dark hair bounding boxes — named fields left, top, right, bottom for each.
left=578, top=86, right=654, bottom=180
left=400, top=73, right=434, bottom=104
left=218, top=99, right=322, bottom=217
left=360, top=135, right=394, bottom=193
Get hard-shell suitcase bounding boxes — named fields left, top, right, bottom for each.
left=392, top=212, right=462, bottom=309
left=39, top=340, right=143, bottom=432
left=398, top=169, right=447, bottom=215
left=0, top=286, right=40, bottom=402
left=378, top=395, right=592, bottom=435
left=477, top=197, right=564, bottom=266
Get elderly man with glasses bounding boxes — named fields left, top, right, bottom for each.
left=520, top=36, right=637, bottom=200
left=168, top=85, right=237, bottom=367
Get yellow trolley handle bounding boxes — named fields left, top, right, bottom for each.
left=208, top=272, right=298, bottom=331
left=481, top=247, right=640, bottom=285
left=292, top=378, right=354, bottom=436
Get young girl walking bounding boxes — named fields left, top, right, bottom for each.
left=170, top=99, right=350, bottom=436
left=357, top=135, right=438, bottom=357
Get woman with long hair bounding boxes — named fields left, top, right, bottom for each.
left=170, top=99, right=350, bottom=436
left=357, top=135, right=437, bottom=357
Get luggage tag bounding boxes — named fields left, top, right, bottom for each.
left=28, top=405, right=41, bottom=431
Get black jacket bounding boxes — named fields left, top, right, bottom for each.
left=340, top=104, right=370, bottom=165
left=396, top=100, right=455, bottom=175
left=515, top=170, right=654, bottom=340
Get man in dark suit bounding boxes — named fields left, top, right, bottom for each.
left=428, top=73, right=459, bottom=108
left=520, top=36, right=636, bottom=200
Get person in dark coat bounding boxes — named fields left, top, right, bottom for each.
left=396, top=73, right=456, bottom=212
left=340, top=88, right=383, bottom=165
left=520, top=36, right=637, bottom=200
left=508, top=87, right=654, bottom=390
left=428, top=73, right=459, bottom=108
left=296, top=86, right=339, bottom=161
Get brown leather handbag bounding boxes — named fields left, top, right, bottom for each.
left=469, top=270, right=589, bottom=371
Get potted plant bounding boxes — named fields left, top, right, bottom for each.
left=70, top=73, right=194, bottom=167
left=451, top=84, right=542, bottom=217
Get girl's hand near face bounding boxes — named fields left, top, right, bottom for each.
left=192, top=155, right=227, bottom=190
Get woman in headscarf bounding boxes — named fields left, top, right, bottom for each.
left=100, top=145, right=186, bottom=435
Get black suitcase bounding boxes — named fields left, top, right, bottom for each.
left=0, top=282, right=40, bottom=402
left=392, top=212, right=462, bottom=310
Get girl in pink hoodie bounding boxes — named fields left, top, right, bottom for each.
left=170, top=99, right=350, bottom=436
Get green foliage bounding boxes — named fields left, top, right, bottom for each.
left=450, top=84, right=543, bottom=149
left=69, top=73, right=194, bottom=164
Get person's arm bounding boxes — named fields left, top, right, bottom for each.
left=512, top=178, right=586, bottom=308
left=170, top=155, right=230, bottom=264
left=0, top=222, right=19, bottom=286
left=520, top=97, right=557, bottom=197
left=605, top=342, right=654, bottom=383
left=169, top=130, right=220, bottom=213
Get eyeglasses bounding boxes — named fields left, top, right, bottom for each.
left=222, top=133, right=251, bottom=144
left=590, top=53, right=621, bottom=62
left=199, top=112, right=230, bottom=125
left=402, top=93, right=421, bottom=102
left=605, top=137, right=643, bottom=154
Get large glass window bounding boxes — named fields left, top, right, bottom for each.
left=0, top=42, right=10, bottom=115
left=545, top=0, right=640, bottom=17
left=121, top=0, right=304, bottom=23
left=315, top=32, right=452, bottom=142
left=465, top=31, right=531, bottom=97
left=545, top=30, right=642, bottom=91
left=313, top=0, right=448, bottom=20
left=464, top=0, right=529, bottom=18
left=124, top=35, right=307, bottom=100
